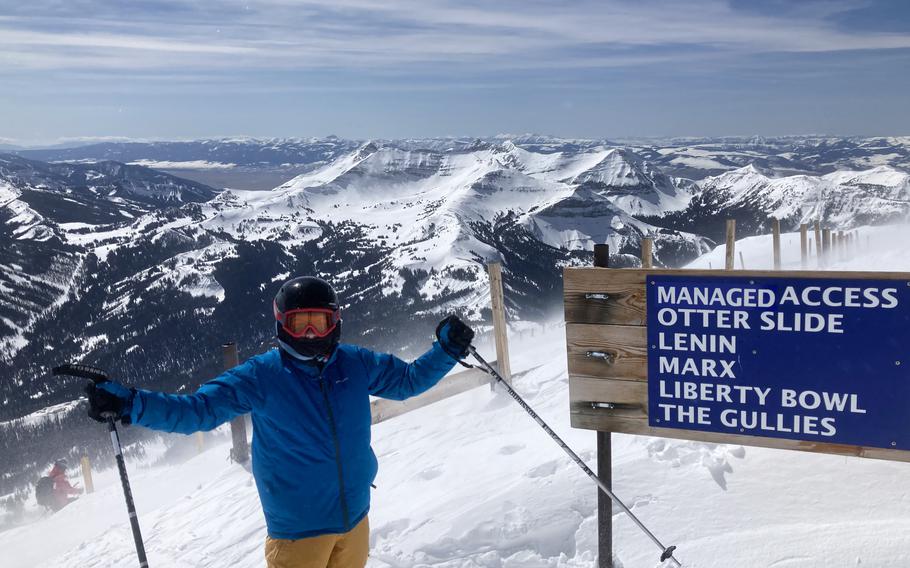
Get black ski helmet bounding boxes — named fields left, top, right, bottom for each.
left=273, top=276, right=342, bottom=359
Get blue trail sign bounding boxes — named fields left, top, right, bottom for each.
left=647, top=274, right=910, bottom=451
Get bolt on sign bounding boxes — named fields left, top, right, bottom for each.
left=564, top=268, right=910, bottom=461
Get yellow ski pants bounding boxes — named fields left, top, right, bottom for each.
left=265, top=517, right=369, bottom=568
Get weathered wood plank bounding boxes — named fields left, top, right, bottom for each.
left=800, top=223, right=808, bottom=269
left=488, top=262, right=512, bottom=383
left=641, top=238, right=653, bottom=269
left=569, top=376, right=647, bottom=405
left=569, top=376, right=647, bottom=419
left=771, top=218, right=781, bottom=270
left=371, top=366, right=492, bottom=424
left=563, top=268, right=647, bottom=325
left=569, top=411, right=910, bottom=463
left=566, top=324, right=647, bottom=381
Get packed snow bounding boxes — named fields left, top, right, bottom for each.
left=0, top=399, right=82, bottom=430
left=687, top=223, right=910, bottom=272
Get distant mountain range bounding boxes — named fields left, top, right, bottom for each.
left=13, top=134, right=910, bottom=184
left=1, top=134, right=909, bottom=422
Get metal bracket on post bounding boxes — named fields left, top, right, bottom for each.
left=585, top=351, right=615, bottom=364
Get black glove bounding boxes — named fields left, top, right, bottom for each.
left=85, top=381, right=135, bottom=424
left=435, top=315, right=475, bottom=360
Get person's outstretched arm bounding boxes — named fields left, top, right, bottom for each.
left=364, top=315, right=474, bottom=401
left=86, top=355, right=265, bottom=434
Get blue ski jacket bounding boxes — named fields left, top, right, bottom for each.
left=127, top=342, right=459, bottom=539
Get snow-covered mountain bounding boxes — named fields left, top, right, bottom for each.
left=660, top=164, right=910, bottom=240
left=0, top=181, right=84, bottom=358
left=631, top=135, right=910, bottom=179
left=704, top=164, right=910, bottom=223
left=0, top=154, right=218, bottom=208
left=0, top=156, right=222, bottom=369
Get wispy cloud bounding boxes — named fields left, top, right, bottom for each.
left=1, top=0, right=908, bottom=141
left=2, top=0, right=909, bottom=75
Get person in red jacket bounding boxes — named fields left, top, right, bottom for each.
left=48, top=459, right=81, bottom=511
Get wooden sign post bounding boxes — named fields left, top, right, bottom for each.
left=771, top=218, right=781, bottom=270
left=487, top=262, right=512, bottom=384
left=591, top=244, right=613, bottom=568
left=799, top=224, right=808, bottom=269
left=81, top=456, right=94, bottom=494
left=222, top=342, right=250, bottom=463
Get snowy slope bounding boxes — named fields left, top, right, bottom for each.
left=693, top=165, right=910, bottom=229
left=686, top=223, right=910, bottom=272
left=0, top=180, right=84, bottom=359
left=84, top=142, right=705, bottom=309
left=4, top=314, right=910, bottom=567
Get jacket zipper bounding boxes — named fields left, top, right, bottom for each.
left=320, top=378, right=351, bottom=530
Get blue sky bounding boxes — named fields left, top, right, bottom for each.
left=1, top=0, right=909, bottom=144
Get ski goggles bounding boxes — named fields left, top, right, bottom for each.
left=274, top=305, right=341, bottom=338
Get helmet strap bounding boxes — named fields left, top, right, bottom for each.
left=277, top=338, right=329, bottom=364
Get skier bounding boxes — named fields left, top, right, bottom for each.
left=43, top=458, right=81, bottom=511
left=84, top=276, right=475, bottom=568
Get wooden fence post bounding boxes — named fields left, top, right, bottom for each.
left=815, top=221, right=825, bottom=268
left=822, top=229, right=831, bottom=265
left=487, top=262, right=512, bottom=384
left=725, top=220, right=736, bottom=270
left=641, top=238, right=653, bottom=269
left=222, top=342, right=250, bottom=463
left=81, top=456, right=94, bottom=494
left=739, top=251, right=745, bottom=270
left=592, top=243, right=612, bottom=568
left=771, top=218, right=781, bottom=270
left=800, top=224, right=808, bottom=269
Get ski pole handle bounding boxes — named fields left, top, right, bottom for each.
left=53, top=363, right=111, bottom=384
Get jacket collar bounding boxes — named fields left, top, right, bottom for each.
left=280, top=345, right=341, bottom=380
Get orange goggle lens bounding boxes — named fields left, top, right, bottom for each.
left=277, top=308, right=340, bottom=338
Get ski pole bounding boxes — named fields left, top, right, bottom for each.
left=54, top=364, right=150, bottom=568
left=467, top=346, right=683, bottom=567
